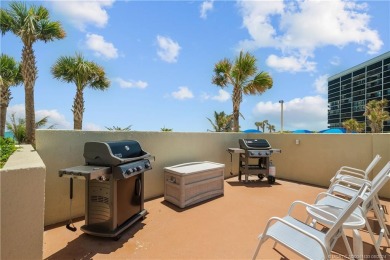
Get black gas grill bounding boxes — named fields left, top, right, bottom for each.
left=59, top=140, right=153, bottom=239
left=228, top=139, right=281, bottom=183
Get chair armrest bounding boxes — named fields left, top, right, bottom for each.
left=313, top=192, right=366, bottom=217
left=314, top=192, right=350, bottom=204
left=330, top=178, right=372, bottom=190
left=339, top=166, right=365, bottom=174
left=334, top=169, right=366, bottom=179
left=288, top=200, right=338, bottom=222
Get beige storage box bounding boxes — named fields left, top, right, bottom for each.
left=164, top=161, right=225, bottom=208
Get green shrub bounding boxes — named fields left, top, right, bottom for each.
left=0, top=137, right=18, bottom=168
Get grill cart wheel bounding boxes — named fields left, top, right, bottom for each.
left=258, top=174, right=265, bottom=180
left=267, top=176, right=275, bottom=184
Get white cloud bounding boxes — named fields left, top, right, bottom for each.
left=211, top=89, right=230, bottom=102
left=115, top=78, right=148, bottom=89
left=266, top=54, right=316, bottom=72
left=200, top=92, right=211, bottom=100
left=313, top=74, right=329, bottom=95
left=238, top=0, right=383, bottom=72
left=51, top=0, right=114, bottom=31
left=330, top=56, right=341, bottom=66
left=172, top=87, right=194, bottom=100
left=200, top=0, right=214, bottom=19
left=7, top=104, right=72, bottom=129
left=156, top=35, right=181, bottom=63
left=200, top=89, right=230, bottom=102
left=35, top=109, right=72, bottom=129
left=6, top=104, right=25, bottom=118
left=252, top=96, right=328, bottom=131
left=83, top=123, right=104, bottom=131
left=85, top=33, right=118, bottom=59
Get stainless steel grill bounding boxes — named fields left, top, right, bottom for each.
left=59, top=140, right=153, bottom=240
left=228, top=139, right=281, bottom=183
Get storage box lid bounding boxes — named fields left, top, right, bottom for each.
left=164, top=161, right=225, bottom=175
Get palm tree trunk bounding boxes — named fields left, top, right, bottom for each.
left=21, top=45, right=37, bottom=146
left=232, top=85, right=242, bottom=132
left=72, top=87, right=85, bottom=130
left=0, top=86, right=11, bottom=137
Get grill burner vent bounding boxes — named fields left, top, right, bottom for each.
left=91, top=195, right=109, bottom=204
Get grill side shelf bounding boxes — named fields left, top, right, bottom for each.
left=59, top=165, right=111, bottom=180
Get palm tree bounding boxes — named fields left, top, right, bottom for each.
left=212, top=51, right=273, bottom=131
left=342, top=118, right=365, bottom=133
left=1, top=2, right=66, bottom=145
left=207, top=111, right=232, bottom=132
left=6, top=113, right=54, bottom=144
left=254, top=120, right=268, bottom=132
left=266, top=123, right=275, bottom=133
left=105, top=125, right=132, bottom=131
left=260, top=120, right=268, bottom=132
left=51, top=53, right=110, bottom=129
left=363, top=99, right=390, bottom=133
left=0, top=54, right=22, bottom=138
left=254, top=122, right=261, bottom=131
left=161, top=127, right=173, bottom=132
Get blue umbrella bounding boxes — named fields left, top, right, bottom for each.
left=292, top=129, right=313, bottom=133
left=319, top=128, right=346, bottom=133
left=242, top=129, right=262, bottom=133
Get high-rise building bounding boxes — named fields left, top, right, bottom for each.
left=328, top=51, right=390, bottom=132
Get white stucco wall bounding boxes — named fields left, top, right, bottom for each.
left=35, top=130, right=390, bottom=226
left=0, top=145, right=46, bottom=260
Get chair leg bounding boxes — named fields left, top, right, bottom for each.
left=352, top=229, right=363, bottom=260
left=372, top=202, right=390, bottom=247
left=341, top=231, right=354, bottom=259
left=375, top=195, right=388, bottom=222
left=252, top=236, right=265, bottom=260
left=364, top=216, right=384, bottom=260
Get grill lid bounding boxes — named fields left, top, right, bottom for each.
left=239, top=139, right=271, bottom=150
left=83, top=140, right=150, bottom=166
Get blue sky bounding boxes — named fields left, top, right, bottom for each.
left=2, top=0, right=390, bottom=132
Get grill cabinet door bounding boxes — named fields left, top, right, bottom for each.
left=116, top=175, right=142, bottom=227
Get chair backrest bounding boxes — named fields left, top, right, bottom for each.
left=364, top=154, right=382, bottom=176
left=326, top=183, right=369, bottom=240
left=362, top=161, right=390, bottom=208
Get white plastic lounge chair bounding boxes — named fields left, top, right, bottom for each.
left=329, top=159, right=390, bottom=226
left=330, top=154, right=381, bottom=186
left=315, top=161, right=390, bottom=259
left=252, top=183, right=369, bottom=260
left=329, top=154, right=386, bottom=223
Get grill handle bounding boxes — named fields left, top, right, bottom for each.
left=135, top=177, right=142, bottom=197
left=66, top=178, right=77, bottom=232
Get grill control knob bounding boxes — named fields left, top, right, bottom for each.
left=136, top=166, right=143, bottom=171
left=145, top=163, right=151, bottom=169
left=133, top=167, right=138, bottom=172
left=126, top=168, right=133, bottom=175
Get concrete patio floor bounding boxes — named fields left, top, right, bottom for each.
left=43, top=177, right=390, bottom=259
